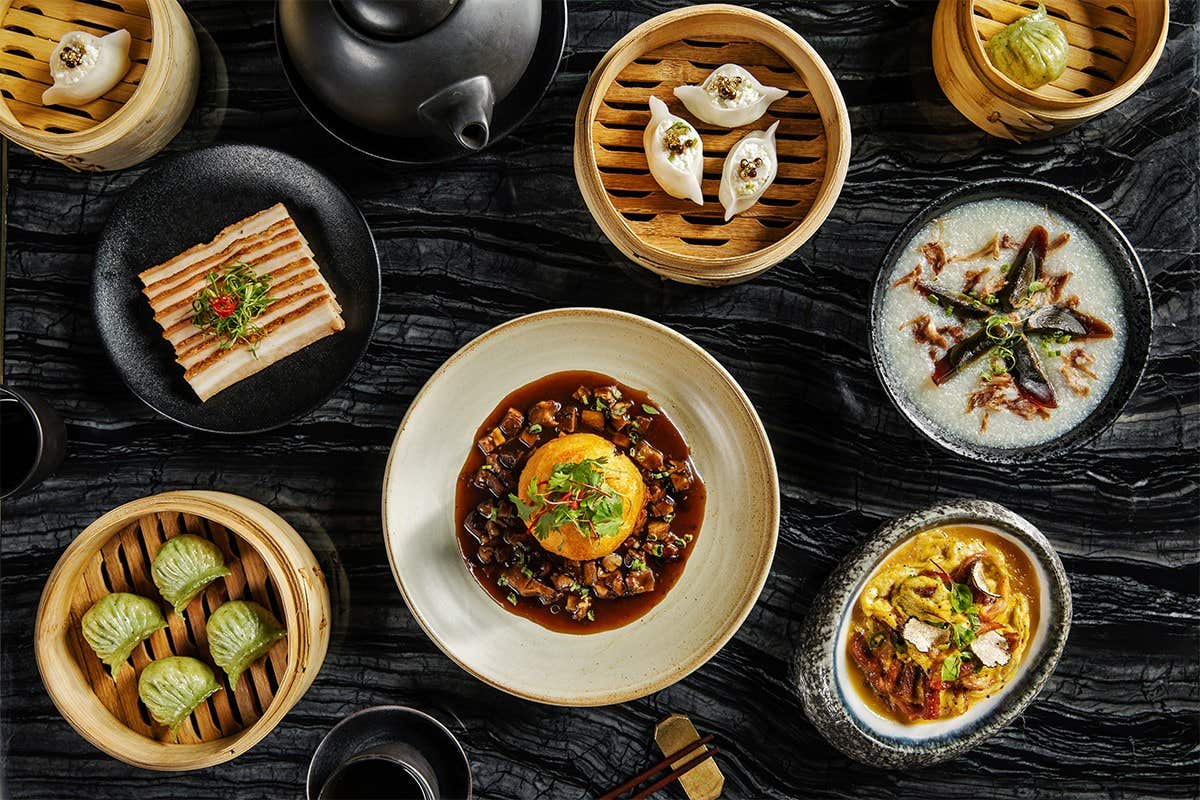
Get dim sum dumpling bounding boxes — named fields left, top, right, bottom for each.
left=644, top=96, right=704, bottom=206
left=985, top=3, right=1068, bottom=89
left=673, top=64, right=787, bottom=128
left=138, top=656, right=221, bottom=732
left=207, top=600, right=287, bottom=689
left=42, top=29, right=132, bottom=107
left=81, top=592, right=166, bottom=676
left=151, top=534, right=230, bottom=614
left=719, top=122, right=780, bottom=221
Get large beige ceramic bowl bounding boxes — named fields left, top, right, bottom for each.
left=382, top=308, right=779, bottom=705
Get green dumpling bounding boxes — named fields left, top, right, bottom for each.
left=985, top=3, right=1069, bottom=90
left=81, top=593, right=167, bottom=676
left=151, top=534, right=230, bottom=614
left=207, top=600, right=286, bottom=689
left=137, top=656, right=221, bottom=732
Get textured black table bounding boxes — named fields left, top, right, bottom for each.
left=2, top=2, right=1197, bottom=798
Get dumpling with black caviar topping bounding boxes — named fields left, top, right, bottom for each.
left=673, top=64, right=787, bottom=128
left=206, top=600, right=287, bottom=689
left=719, top=122, right=780, bottom=221
left=42, top=29, right=132, bottom=107
left=81, top=593, right=167, bottom=676
left=151, top=534, right=230, bottom=614
left=643, top=96, right=704, bottom=206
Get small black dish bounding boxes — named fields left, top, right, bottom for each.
left=274, top=0, right=567, bottom=165
left=93, top=143, right=380, bottom=434
left=307, top=706, right=472, bottom=800
left=869, top=178, right=1152, bottom=464
left=0, top=386, right=67, bottom=500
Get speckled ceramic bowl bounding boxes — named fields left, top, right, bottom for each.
left=794, top=499, right=1071, bottom=768
left=381, top=308, right=779, bottom=706
left=869, top=178, right=1152, bottom=464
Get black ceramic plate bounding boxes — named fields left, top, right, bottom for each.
left=869, top=178, right=1153, bottom=464
left=93, top=144, right=380, bottom=434
left=306, top=706, right=472, bottom=800
left=274, top=0, right=567, bottom=165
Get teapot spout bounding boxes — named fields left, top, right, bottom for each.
left=418, top=75, right=496, bottom=152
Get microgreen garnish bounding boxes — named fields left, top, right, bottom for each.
left=642, top=404, right=660, bottom=415
left=190, top=262, right=274, bottom=355
left=506, top=593, right=517, bottom=606
left=528, top=424, right=543, bottom=435
left=509, top=458, right=624, bottom=541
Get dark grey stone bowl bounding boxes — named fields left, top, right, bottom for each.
left=794, top=499, right=1071, bottom=768
left=868, top=178, right=1153, bottom=464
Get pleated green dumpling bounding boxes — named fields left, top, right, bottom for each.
left=137, top=656, right=221, bottom=731
left=81, top=593, right=167, bottom=676
left=207, top=600, right=286, bottom=689
left=985, top=3, right=1069, bottom=89
left=151, top=534, right=230, bottom=613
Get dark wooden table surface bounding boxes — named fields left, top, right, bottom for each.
left=2, top=2, right=1197, bottom=798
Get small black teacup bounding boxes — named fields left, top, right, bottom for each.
left=1, top=386, right=66, bottom=500
left=318, top=742, right=440, bottom=800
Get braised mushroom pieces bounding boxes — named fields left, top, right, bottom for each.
left=455, top=370, right=706, bottom=633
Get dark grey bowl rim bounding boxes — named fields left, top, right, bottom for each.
left=868, top=177, right=1153, bottom=464
left=794, top=498, right=1073, bottom=768
left=305, top=705, right=472, bottom=800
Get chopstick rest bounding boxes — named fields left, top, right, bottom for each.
left=598, top=714, right=723, bottom=800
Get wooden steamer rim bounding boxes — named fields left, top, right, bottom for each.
left=574, top=4, right=851, bottom=286
left=34, top=490, right=330, bottom=771
left=0, top=0, right=199, bottom=170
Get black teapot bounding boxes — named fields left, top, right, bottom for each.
left=278, top=0, right=542, bottom=151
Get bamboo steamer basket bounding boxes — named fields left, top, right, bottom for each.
left=574, top=4, right=850, bottom=287
left=0, top=0, right=199, bottom=171
left=932, top=0, right=1168, bottom=142
left=35, top=491, right=330, bottom=771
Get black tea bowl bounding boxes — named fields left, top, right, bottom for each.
left=0, top=386, right=67, bottom=500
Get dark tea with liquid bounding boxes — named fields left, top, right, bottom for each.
left=319, top=756, right=432, bottom=800
left=0, top=396, right=38, bottom=497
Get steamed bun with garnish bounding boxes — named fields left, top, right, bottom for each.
left=511, top=433, right=646, bottom=562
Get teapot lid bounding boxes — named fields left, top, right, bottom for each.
left=333, top=0, right=459, bottom=40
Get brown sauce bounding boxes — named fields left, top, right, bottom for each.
left=454, top=370, right=706, bottom=634
left=847, top=524, right=1040, bottom=723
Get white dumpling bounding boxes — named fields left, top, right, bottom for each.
left=643, top=96, right=704, bottom=206
left=673, top=64, right=787, bottom=128
left=719, top=122, right=780, bottom=221
left=42, top=29, right=131, bottom=107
